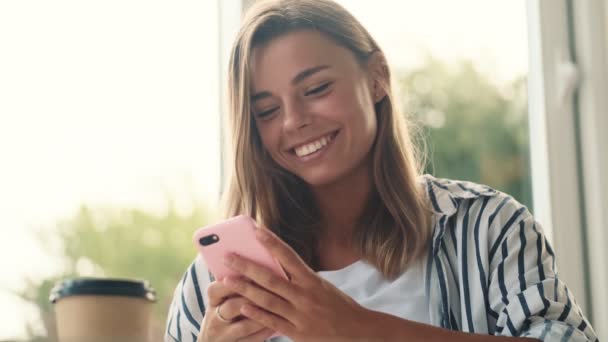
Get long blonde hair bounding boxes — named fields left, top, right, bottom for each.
left=222, top=0, right=431, bottom=279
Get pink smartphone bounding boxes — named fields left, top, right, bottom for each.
left=193, top=215, right=289, bottom=282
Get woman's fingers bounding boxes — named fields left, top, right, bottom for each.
left=199, top=302, right=270, bottom=342
left=254, top=228, right=316, bottom=285
left=217, top=296, right=251, bottom=321
left=223, top=276, right=294, bottom=320
left=224, top=254, right=294, bottom=301
left=235, top=327, right=275, bottom=342
left=207, top=280, right=239, bottom=307
left=224, top=318, right=270, bottom=339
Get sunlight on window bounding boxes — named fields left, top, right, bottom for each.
left=336, top=0, right=528, bottom=82
left=0, top=1, right=219, bottom=338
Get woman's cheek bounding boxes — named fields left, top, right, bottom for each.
left=267, top=127, right=292, bottom=165
left=313, top=92, right=346, bottom=119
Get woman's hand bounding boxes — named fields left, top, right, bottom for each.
left=197, top=280, right=275, bottom=342
left=222, top=228, right=373, bottom=342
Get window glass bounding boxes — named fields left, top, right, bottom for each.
left=0, top=1, right=220, bottom=339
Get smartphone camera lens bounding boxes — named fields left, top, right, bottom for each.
left=199, top=234, right=219, bottom=246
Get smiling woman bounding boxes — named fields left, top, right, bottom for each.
left=166, top=0, right=597, bottom=341
left=250, top=30, right=382, bottom=190
left=223, top=4, right=428, bottom=279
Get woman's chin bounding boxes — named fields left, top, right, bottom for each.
left=298, top=170, right=342, bottom=189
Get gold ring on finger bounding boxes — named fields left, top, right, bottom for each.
left=215, top=304, right=233, bottom=323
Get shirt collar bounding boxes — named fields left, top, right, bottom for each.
left=420, top=174, right=497, bottom=218
left=419, top=174, right=497, bottom=254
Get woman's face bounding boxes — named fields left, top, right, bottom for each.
left=250, top=30, right=384, bottom=188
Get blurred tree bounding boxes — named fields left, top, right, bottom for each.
left=397, top=58, right=532, bottom=209
left=18, top=200, right=216, bottom=341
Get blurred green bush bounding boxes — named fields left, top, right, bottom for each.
left=18, top=201, right=216, bottom=341
left=399, top=58, right=531, bottom=208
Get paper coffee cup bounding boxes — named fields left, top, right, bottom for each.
left=50, top=277, right=156, bottom=342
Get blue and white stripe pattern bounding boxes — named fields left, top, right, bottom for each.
left=165, top=175, right=598, bottom=341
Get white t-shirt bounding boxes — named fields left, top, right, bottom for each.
left=271, top=255, right=430, bottom=341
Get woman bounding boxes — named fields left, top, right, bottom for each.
left=166, top=0, right=597, bottom=341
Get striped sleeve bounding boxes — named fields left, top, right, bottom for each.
left=165, top=255, right=212, bottom=342
left=486, top=196, right=598, bottom=341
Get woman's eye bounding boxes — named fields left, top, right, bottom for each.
left=304, top=82, right=332, bottom=96
left=255, top=107, right=279, bottom=119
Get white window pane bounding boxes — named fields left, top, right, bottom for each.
left=0, top=1, right=219, bottom=339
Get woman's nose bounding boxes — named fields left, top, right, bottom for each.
left=282, top=100, right=311, bottom=133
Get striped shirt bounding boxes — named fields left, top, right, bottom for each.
left=165, top=175, right=598, bottom=341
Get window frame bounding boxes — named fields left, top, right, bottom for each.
left=568, top=0, right=608, bottom=336
left=526, top=0, right=590, bottom=316
left=528, top=2, right=608, bottom=337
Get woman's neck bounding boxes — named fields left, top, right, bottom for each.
left=312, top=158, right=373, bottom=244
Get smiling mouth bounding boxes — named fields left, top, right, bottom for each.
left=290, top=130, right=339, bottom=158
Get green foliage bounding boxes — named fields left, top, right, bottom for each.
left=57, top=202, right=214, bottom=312
left=18, top=201, right=216, bottom=341
left=398, top=58, right=532, bottom=209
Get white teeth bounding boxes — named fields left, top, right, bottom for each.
left=294, top=133, right=333, bottom=157
left=304, top=145, right=312, bottom=155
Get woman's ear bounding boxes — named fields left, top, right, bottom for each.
left=367, top=51, right=389, bottom=103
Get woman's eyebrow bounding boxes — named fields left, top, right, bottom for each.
left=291, top=65, right=330, bottom=85
left=251, top=91, right=272, bottom=103
left=251, top=65, right=331, bottom=103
